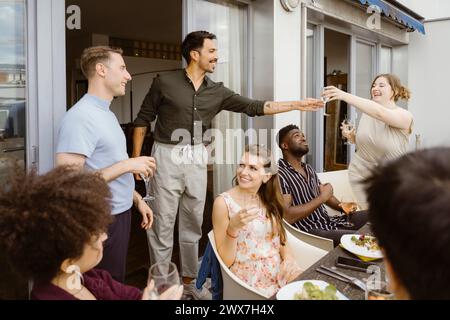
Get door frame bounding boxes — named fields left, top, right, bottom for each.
left=306, top=18, right=397, bottom=171
left=27, top=0, right=66, bottom=174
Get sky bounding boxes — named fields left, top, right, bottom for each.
left=0, top=1, right=26, bottom=66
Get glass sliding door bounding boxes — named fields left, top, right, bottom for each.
left=0, top=0, right=28, bottom=299
left=346, top=39, right=376, bottom=162
left=380, top=46, right=392, bottom=74
left=0, top=0, right=27, bottom=183
left=323, top=28, right=351, bottom=171
left=305, top=23, right=323, bottom=170
left=354, top=40, right=376, bottom=120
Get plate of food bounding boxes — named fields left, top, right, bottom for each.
left=276, top=280, right=348, bottom=300
left=340, top=234, right=383, bottom=259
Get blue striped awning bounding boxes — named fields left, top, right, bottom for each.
left=358, top=0, right=425, bottom=34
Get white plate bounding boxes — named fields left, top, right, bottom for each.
left=340, top=234, right=383, bottom=259
left=276, top=280, right=348, bottom=300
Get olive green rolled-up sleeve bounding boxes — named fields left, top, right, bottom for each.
left=133, top=75, right=162, bottom=127
left=220, top=86, right=266, bottom=117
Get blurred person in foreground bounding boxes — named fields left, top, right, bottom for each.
left=365, top=147, right=450, bottom=300
left=0, top=166, right=182, bottom=300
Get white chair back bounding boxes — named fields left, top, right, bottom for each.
left=282, top=219, right=334, bottom=252
left=316, top=169, right=356, bottom=216
left=208, top=229, right=328, bottom=299
left=208, top=231, right=266, bottom=300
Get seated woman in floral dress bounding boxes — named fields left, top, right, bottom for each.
left=212, top=145, right=302, bottom=298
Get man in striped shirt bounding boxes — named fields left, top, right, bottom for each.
left=277, top=125, right=368, bottom=246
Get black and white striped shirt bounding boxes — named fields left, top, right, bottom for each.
left=278, top=158, right=346, bottom=232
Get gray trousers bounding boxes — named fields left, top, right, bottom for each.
left=147, top=142, right=208, bottom=278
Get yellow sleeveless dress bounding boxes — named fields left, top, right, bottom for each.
left=349, top=113, right=412, bottom=209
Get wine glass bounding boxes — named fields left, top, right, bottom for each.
left=340, top=195, right=357, bottom=228
left=320, top=87, right=331, bottom=117
left=244, top=193, right=262, bottom=216
left=147, top=261, right=181, bottom=300
left=365, top=280, right=395, bottom=300
left=140, top=173, right=155, bottom=202
left=341, top=118, right=355, bottom=145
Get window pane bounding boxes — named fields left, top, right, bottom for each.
left=0, top=0, right=27, bottom=182
left=380, top=46, right=392, bottom=74
left=356, top=41, right=374, bottom=100
left=355, top=41, right=375, bottom=127
left=0, top=0, right=28, bottom=300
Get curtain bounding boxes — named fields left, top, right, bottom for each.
left=191, top=0, right=246, bottom=197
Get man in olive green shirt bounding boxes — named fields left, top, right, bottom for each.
left=133, top=31, right=323, bottom=299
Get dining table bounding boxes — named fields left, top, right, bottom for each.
left=275, top=223, right=386, bottom=300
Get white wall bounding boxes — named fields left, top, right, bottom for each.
left=407, top=19, right=450, bottom=148
left=252, top=0, right=303, bottom=161
left=397, top=0, right=450, bottom=20
left=272, top=0, right=302, bottom=160
left=396, top=1, right=450, bottom=148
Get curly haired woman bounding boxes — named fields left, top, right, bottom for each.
left=0, top=166, right=182, bottom=300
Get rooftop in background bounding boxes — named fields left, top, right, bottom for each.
left=0, top=64, right=26, bottom=72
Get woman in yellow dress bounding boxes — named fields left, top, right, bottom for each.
left=323, top=74, right=414, bottom=210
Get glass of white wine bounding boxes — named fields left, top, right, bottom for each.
left=340, top=195, right=357, bottom=228
left=140, top=173, right=155, bottom=202
left=320, top=87, right=331, bottom=117
left=341, top=118, right=355, bottom=145
left=147, top=261, right=180, bottom=300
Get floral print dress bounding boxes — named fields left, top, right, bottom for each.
left=221, top=192, right=284, bottom=298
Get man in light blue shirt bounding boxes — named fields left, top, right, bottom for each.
left=56, top=46, right=156, bottom=282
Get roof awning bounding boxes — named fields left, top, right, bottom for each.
left=357, top=0, right=426, bottom=34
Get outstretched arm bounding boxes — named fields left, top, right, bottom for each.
left=263, top=99, right=324, bottom=115
left=323, top=86, right=413, bottom=130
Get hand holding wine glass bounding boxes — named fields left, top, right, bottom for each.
left=341, top=118, right=356, bottom=144
left=320, top=87, right=331, bottom=117
left=140, top=173, right=155, bottom=202
left=146, top=262, right=183, bottom=300
left=340, top=195, right=358, bottom=228
left=229, top=194, right=260, bottom=234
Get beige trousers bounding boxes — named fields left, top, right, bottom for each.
left=147, top=142, right=208, bottom=278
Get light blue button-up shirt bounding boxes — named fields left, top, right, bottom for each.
left=56, top=94, right=134, bottom=214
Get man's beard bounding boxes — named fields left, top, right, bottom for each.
left=292, top=145, right=309, bottom=158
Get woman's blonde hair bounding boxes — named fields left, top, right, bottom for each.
left=236, top=145, right=287, bottom=245
left=371, top=74, right=411, bottom=102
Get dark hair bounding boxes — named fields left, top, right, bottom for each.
left=181, top=31, right=217, bottom=65
left=80, top=46, right=123, bottom=79
left=0, top=166, right=113, bottom=284
left=235, top=145, right=287, bottom=245
left=277, top=124, right=300, bottom=147
left=364, top=147, right=450, bottom=299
